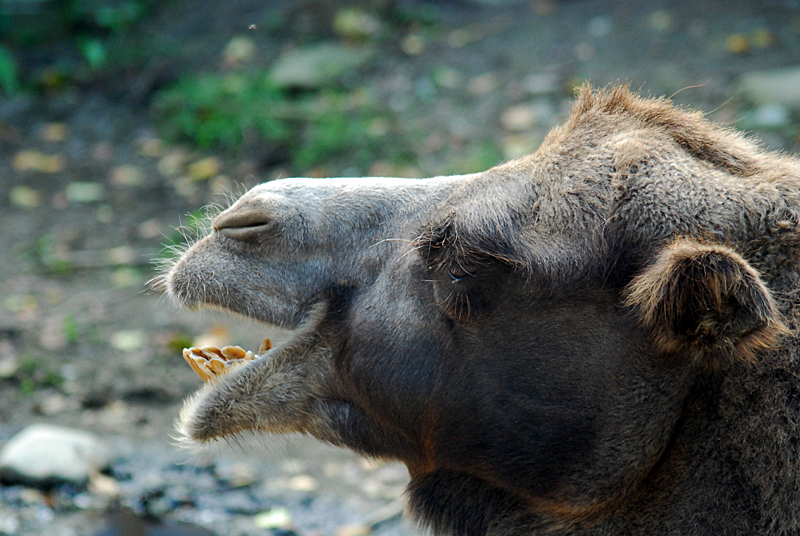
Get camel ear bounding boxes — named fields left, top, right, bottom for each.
left=624, top=240, right=788, bottom=366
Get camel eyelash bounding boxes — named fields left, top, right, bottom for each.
left=436, top=286, right=477, bottom=322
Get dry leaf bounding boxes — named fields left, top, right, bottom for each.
left=41, top=123, right=67, bottom=142
left=13, top=150, right=65, bottom=173
left=9, top=186, right=42, bottom=209
left=188, top=157, right=221, bottom=181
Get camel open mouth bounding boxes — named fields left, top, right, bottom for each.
left=182, top=338, right=272, bottom=383
left=175, top=301, right=330, bottom=445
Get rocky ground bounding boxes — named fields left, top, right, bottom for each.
left=1, top=0, right=800, bottom=535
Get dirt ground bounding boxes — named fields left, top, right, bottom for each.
left=1, top=0, right=800, bottom=534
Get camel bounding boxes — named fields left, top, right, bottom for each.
left=156, top=85, right=800, bottom=535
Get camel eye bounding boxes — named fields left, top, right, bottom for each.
left=448, top=264, right=478, bottom=281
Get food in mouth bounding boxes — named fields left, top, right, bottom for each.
left=182, top=338, right=272, bottom=382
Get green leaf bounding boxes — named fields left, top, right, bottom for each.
left=79, top=38, right=108, bottom=70
left=0, top=45, right=19, bottom=94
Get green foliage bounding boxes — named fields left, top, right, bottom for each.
left=156, top=209, right=208, bottom=262
left=392, top=3, right=440, bottom=26
left=90, top=1, right=147, bottom=33
left=0, top=45, right=18, bottom=94
left=63, top=316, right=79, bottom=344
left=294, top=108, right=389, bottom=170
left=78, top=38, right=107, bottom=70
left=17, top=356, right=64, bottom=395
left=447, top=140, right=504, bottom=175
left=156, top=73, right=291, bottom=149
left=166, top=332, right=195, bottom=354
left=62, top=0, right=148, bottom=34
left=0, top=0, right=153, bottom=86
left=35, top=234, right=74, bottom=275
left=156, top=73, right=413, bottom=172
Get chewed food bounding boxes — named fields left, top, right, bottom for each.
left=183, top=338, right=272, bottom=382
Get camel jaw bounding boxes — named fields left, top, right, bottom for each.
left=175, top=303, right=332, bottom=445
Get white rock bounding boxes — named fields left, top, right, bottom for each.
left=739, top=67, right=800, bottom=108
left=0, top=507, right=19, bottom=534
left=0, top=424, right=112, bottom=486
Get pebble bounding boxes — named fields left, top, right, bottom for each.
left=8, top=186, right=42, bottom=209
left=110, top=330, right=145, bottom=352
left=432, top=67, right=463, bottom=89
left=532, top=0, right=554, bottom=15
left=137, top=137, right=163, bottom=158
left=269, top=43, right=375, bottom=89
left=40, top=123, right=67, bottom=142
left=648, top=10, right=673, bottom=32
left=111, top=267, right=142, bottom=289
left=137, top=219, right=165, bottom=240
left=333, top=8, right=382, bottom=40
left=739, top=67, right=800, bottom=108
left=336, top=523, right=371, bottom=536
left=92, top=141, right=114, bottom=162
left=587, top=16, right=612, bottom=38
left=468, top=73, right=497, bottom=96
left=253, top=506, right=293, bottom=529
left=400, top=34, right=425, bottom=56
left=0, top=340, right=19, bottom=378
left=65, top=182, right=104, bottom=203
left=447, top=25, right=483, bottom=48
left=0, top=507, right=20, bottom=534
left=223, top=36, right=256, bottom=67
left=752, top=103, right=790, bottom=129
left=188, top=157, right=221, bottom=181
left=109, top=165, right=143, bottom=187
left=726, top=34, right=749, bottom=54
left=502, top=134, right=544, bottom=159
left=461, top=0, right=524, bottom=6
left=105, top=245, right=137, bottom=265
left=0, top=424, right=112, bottom=487
left=38, top=393, right=78, bottom=416
left=500, top=100, right=556, bottom=132
left=158, top=149, right=188, bottom=177
left=88, top=471, right=121, bottom=498
left=197, top=488, right=262, bottom=515
left=12, top=150, right=64, bottom=173
left=522, top=72, right=559, bottom=96
left=39, top=314, right=67, bottom=350
left=500, top=104, right=539, bottom=132
left=96, top=204, right=114, bottom=224
left=214, top=459, right=256, bottom=488
left=287, top=474, right=319, bottom=492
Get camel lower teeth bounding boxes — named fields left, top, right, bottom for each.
left=182, top=342, right=265, bottom=383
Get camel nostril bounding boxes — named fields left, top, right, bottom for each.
left=213, top=210, right=273, bottom=240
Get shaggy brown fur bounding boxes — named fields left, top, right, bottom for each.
left=161, top=85, right=800, bottom=535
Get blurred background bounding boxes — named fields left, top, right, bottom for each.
left=1, top=0, right=799, bottom=534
